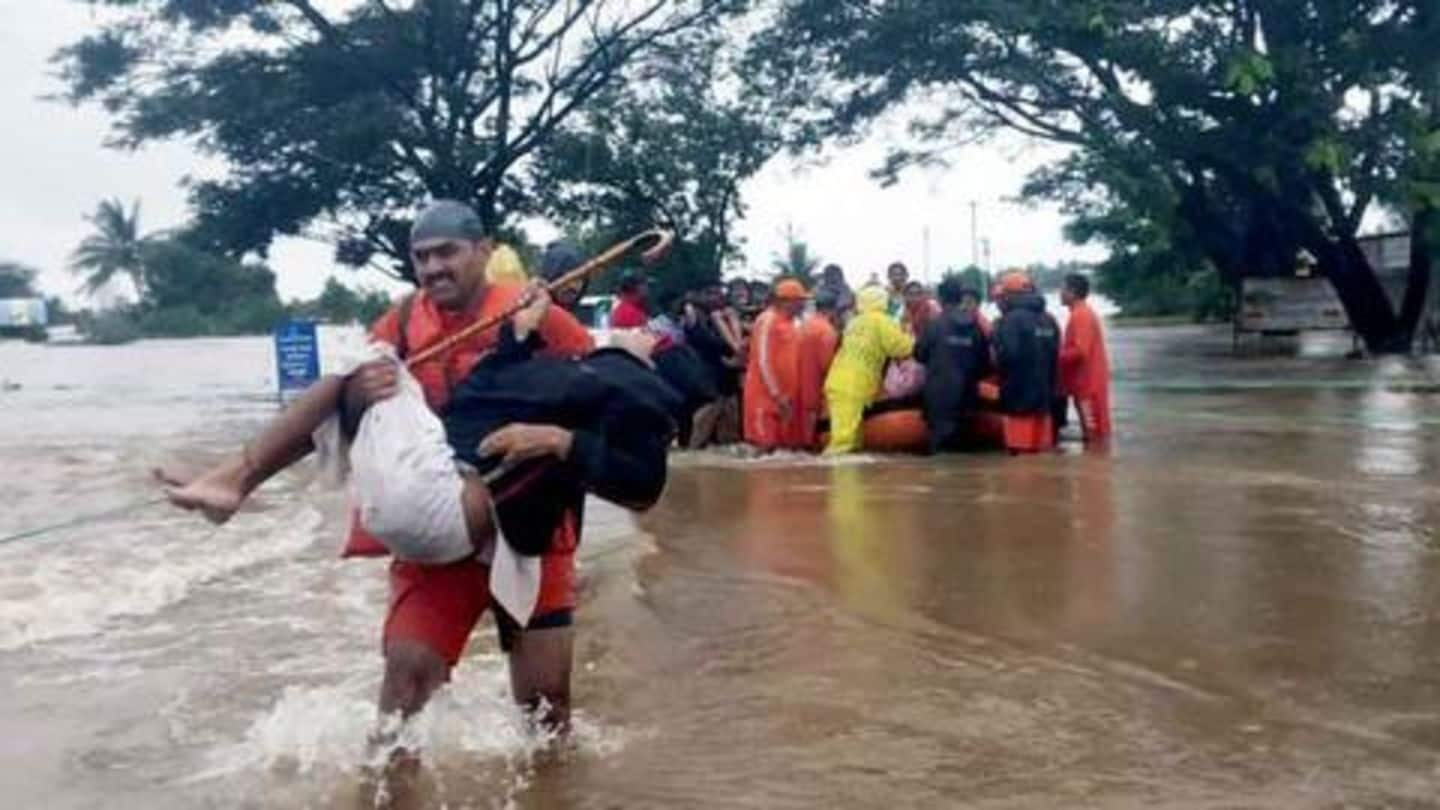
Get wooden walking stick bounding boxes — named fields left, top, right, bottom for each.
left=405, top=228, right=674, bottom=368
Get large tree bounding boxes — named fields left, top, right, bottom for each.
left=0, top=262, right=40, bottom=299
left=57, top=0, right=746, bottom=282
left=532, top=28, right=781, bottom=301
left=761, top=0, right=1440, bottom=352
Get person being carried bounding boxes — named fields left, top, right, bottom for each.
left=915, top=278, right=993, bottom=454
left=823, top=285, right=915, bottom=454
left=1059, top=273, right=1112, bottom=444
left=159, top=297, right=678, bottom=560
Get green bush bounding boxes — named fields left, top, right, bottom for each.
left=219, top=295, right=287, bottom=335
left=139, top=305, right=212, bottom=337
left=78, top=308, right=143, bottom=345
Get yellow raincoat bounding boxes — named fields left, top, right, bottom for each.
left=823, top=286, right=915, bottom=453
left=484, top=243, right=528, bottom=283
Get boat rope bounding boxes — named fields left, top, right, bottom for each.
left=0, top=496, right=170, bottom=547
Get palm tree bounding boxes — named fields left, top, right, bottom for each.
left=771, top=238, right=821, bottom=286
left=70, top=198, right=148, bottom=297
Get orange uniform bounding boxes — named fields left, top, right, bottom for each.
left=1060, top=299, right=1112, bottom=442
left=744, top=306, right=802, bottom=450
left=348, top=283, right=594, bottom=665
left=796, top=312, right=840, bottom=449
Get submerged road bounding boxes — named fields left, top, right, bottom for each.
left=0, top=325, right=1438, bottom=808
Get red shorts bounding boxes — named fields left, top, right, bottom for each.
left=382, top=517, right=579, bottom=667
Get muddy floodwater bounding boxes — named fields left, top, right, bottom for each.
left=2, top=324, right=1440, bottom=808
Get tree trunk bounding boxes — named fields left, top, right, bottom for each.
left=1398, top=209, right=1434, bottom=349
left=1317, top=236, right=1408, bottom=354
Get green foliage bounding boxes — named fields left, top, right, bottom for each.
left=57, top=1, right=750, bottom=282
left=1097, top=250, right=1233, bottom=322
left=70, top=232, right=289, bottom=340
left=771, top=238, right=820, bottom=285
left=355, top=289, right=395, bottom=328
left=44, top=297, right=73, bottom=325
left=532, top=29, right=781, bottom=307
left=76, top=307, right=143, bottom=345
left=138, top=304, right=213, bottom=338
left=760, top=0, right=1440, bottom=351
left=941, top=266, right=991, bottom=295
left=310, top=277, right=361, bottom=324
left=0, top=262, right=39, bottom=298
left=70, top=198, right=148, bottom=296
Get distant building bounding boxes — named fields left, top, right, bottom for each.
left=0, top=297, right=48, bottom=341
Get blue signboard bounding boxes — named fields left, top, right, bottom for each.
left=274, top=320, right=320, bottom=402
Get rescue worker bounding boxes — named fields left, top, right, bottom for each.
left=797, top=288, right=842, bottom=449
left=1059, top=273, right=1112, bottom=443
left=915, top=277, right=992, bottom=453
left=484, top=242, right=528, bottom=283
left=823, top=286, right=915, bottom=454
left=744, top=279, right=809, bottom=450
left=991, top=271, right=1060, bottom=454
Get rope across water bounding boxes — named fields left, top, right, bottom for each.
left=0, top=496, right=170, bottom=547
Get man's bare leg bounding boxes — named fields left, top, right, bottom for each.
left=365, top=639, right=451, bottom=808
left=154, top=375, right=346, bottom=522
left=507, top=626, right=574, bottom=734
left=687, top=401, right=721, bottom=450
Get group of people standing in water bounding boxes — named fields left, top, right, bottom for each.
left=589, top=258, right=1112, bottom=457
left=155, top=202, right=1114, bottom=804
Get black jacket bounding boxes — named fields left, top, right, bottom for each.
left=915, top=308, right=992, bottom=450
left=993, top=293, right=1060, bottom=415
left=443, top=326, right=682, bottom=554
left=684, top=315, right=738, bottom=396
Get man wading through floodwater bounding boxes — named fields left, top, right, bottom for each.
left=156, top=201, right=674, bottom=798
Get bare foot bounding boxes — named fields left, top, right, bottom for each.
left=152, top=462, right=248, bottom=524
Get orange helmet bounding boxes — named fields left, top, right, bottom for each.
left=773, top=279, right=811, bottom=301
left=999, top=271, right=1034, bottom=295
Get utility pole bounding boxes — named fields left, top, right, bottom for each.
left=969, top=200, right=980, bottom=269
left=922, top=225, right=932, bottom=283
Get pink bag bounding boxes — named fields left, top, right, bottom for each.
left=882, top=359, right=926, bottom=400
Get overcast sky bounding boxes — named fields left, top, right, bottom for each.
left=0, top=1, right=1100, bottom=306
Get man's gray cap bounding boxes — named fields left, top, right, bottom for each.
left=410, top=200, right=486, bottom=244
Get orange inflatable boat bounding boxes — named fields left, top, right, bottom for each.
left=818, top=401, right=1008, bottom=454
